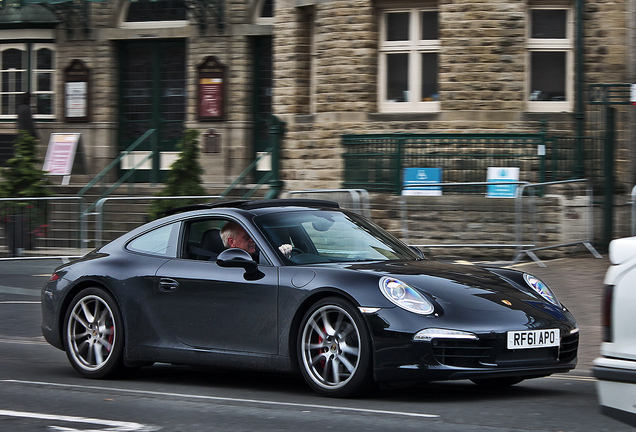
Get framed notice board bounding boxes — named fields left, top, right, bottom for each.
left=64, top=59, right=90, bottom=122
left=197, top=56, right=226, bottom=121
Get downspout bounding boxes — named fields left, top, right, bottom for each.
left=574, top=0, right=585, bottom=178
left=630, top=0, right=636, bottom=185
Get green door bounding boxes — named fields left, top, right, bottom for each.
left=118, top=40, right=186, bottom=182
left=252, top=36, right=273, bottom=182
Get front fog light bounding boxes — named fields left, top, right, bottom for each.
left=414, top=328, right=478, bottom=342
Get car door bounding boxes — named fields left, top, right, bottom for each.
left=155, top=259, right=278, bottom=354
left=154, top=218, right=279, bottom=354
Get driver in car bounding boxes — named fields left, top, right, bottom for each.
left=221, top=221, right=292, bottom=258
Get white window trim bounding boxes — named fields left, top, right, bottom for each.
left=0, top=43, right=27, bottom=119
left=379, top=9, right=440, bottom=113
left=31, top=43, right=56, bottom=120
left=526, top=7, right=574, bottom=113
left=0, top=43, right=57, bottom=120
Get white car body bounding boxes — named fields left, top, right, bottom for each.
left=593, top=236, right=636, bottom=426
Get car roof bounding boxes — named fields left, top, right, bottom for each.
left=164, top=199, right=341, bottom=217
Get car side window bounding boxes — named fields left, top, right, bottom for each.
left=182, top=218, right=271, bottom=266
left=184, top=219, right=228, bottom=260
left=126, top=222, right=180, bottom=257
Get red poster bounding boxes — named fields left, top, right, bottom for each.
left=199, top=78, right=223, bottom=118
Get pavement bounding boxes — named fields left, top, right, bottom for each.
left=508, top=254, right=610, bottom=375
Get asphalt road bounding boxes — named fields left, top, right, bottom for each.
left=0, top=256, right=630, bottom=432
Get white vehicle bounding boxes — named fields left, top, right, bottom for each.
left=593, top=236, right=636, bottom=426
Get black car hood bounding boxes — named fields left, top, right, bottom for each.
left=326, top=260, right=556, bottom=314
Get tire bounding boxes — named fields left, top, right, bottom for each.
left=470, top=377, right=524, bottom=389
left=297, top=297, right=372, bottom=397
left=63, top=288, right=126, bottom=379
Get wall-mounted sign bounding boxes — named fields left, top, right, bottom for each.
left=402, top=168, right=443, bottom=196
left=197, top=56, right=226, bottom=121
left=64, top=59, right=90, bottom=122
left=487, top=167, right=520, bottom=198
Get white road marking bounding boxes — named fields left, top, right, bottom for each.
left=549, top=373, right=596, bottom=382
left=2, top=379, right=440, bottom=419
left=0, top=300, right=40, bottom=304
left=0, top=337, right=48, bottom=345
left=0, top=409, right=156, bottom=432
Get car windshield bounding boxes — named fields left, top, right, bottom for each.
left=254, top=209, right=421, bottom=265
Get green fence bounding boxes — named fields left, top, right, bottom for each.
left=342, top=133, right=550, bottom=194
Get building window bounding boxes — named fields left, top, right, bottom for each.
left=379, top=8, right=440, bottom=113
left=126, top=0, right=186, bottom=22
left=0, top=43, right=55, bottom=119
left=527, top=7, right=573, bottom=112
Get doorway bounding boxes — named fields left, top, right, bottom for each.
left=118, top=40, right=186, bottom=182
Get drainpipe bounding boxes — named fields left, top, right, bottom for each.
left=574, top=0, right=585, bottom=179
left=266, top=115, right=286, bottom=199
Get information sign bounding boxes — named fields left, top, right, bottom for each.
left=402, top=168, right=442, bottom=196
left=486, top=167, right=520, bottom=198
left=43, top=133, right=81, bottom=183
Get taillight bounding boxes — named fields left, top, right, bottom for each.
left=601, top=285, right=614, bottom=342
left=49, top=273, right=60, bottom=282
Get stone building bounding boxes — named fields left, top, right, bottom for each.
left=0, top=0, right=633, bottom=195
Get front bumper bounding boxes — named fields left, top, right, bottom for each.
left=592, top=357, right=636, bottom=427
left=366, top=312, right=579, bottom=383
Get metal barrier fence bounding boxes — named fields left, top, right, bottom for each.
left=631, top=185, right=636, bottom=236
left=285, top=189, right=371, bottom=218
left=91, top=195, right=223, bottom=247
left=512, top=179, right=601, bottom=266
left=0, top=186, right=604, bottom=264
left=287, top=183, right=601, bottom=265
left=0, top=196, right=86, bottom=258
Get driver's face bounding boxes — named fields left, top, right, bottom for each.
left=228, top=227, right=256, bottom=255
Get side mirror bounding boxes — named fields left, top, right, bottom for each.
left=217, top=248, right=258, bottom=273
left=409, top=245, right=426, bottom=259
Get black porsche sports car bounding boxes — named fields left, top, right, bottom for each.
left=41, top=199, right=578, bottom=397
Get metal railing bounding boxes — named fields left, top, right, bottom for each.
left=0, top=196, right=86, bottom=258
left=77, top=129, right=158, bottom=206
left=92, top=195, right=223, bottom=247
left=342, top=133, right=548, bottom=194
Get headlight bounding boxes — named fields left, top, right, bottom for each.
left=524, top=274, right=561, bottom=307
left=379, top=276, right=435, bottom=315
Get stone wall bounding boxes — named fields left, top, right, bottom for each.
left=273, top=0, right=631, bottom=194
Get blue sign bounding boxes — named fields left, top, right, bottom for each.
left=402, top=168, right=442, bottom=196
left=487, top=167, right=520, bottom=198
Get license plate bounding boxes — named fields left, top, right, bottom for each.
left=507, top=329, right=560, bottom=349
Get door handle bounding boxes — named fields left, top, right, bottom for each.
left=159, top=278, right=179, bottom=292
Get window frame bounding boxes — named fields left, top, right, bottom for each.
left=378, top=8, right=440, bottom=113
left=31, top=43, right=56, bottom=119
left=526, top=6, right=574, bottom=113
left=0, top=42, right=55, bottom=120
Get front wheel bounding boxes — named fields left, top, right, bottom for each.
left=297, top=297, right=372, bottom=397
left=63, top=288, right=126, bottom=378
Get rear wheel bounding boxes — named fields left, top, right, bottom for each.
left=63, top=288, right=126, bottom=378
left=297, top=297, right=372, bottom=397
